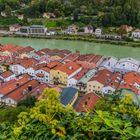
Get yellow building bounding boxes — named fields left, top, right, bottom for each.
left=50, top=55, right=62, bottom=61
left=87, top=69, right=112, bottom=93
left=50, top=61, right=81, bottom=86
left=87, top=80, right=104, bottom=93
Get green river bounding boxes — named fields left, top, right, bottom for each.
left=0, top=37, right=140, bottom=60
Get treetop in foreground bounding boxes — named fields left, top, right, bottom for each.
left=10, top=89, right=140, bottom=140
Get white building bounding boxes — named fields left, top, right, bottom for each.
left=67, top=77, right=78, bottom=87
left=10, top=58, right=38, bottom=76
left=20, top=25, right=47, bottom=35
left=114, top=58, right=140, bottom=74
left=9, top=24, right=21, bottom=32
left=1, top=11, right=7, bottom=17
left=102, top=72, right=122, bottom=95
left=35, top=67, right=50, bottom=83
left=84, top=26, right=93, bottom=34
left=131, top=29, right=140, bottom=38
left=102, top=86, right=116, bottom=95
left=29, top=51, right=45, bottom=61
left=95, top=28, right=102, bottom=36
left=0, top=71, right=15, bottom=82
left=99, top=57, right=118, bottom=72
left=26, top=67, right=36, bottom=77
left=10, top=64, right=26, bottom=75
left=17, top=14, right=24, bottom=20
left=67, top=69, right=88, bottom=88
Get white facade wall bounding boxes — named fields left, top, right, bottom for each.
left=131, top=31, right=140, bottom=38
left=26, top=67, right=35, bottom=76
left=0, top=74, right=15, bottom=82
left=10, top=64, right=26, bottom=75
left=102, top=86, right=116, bottom=95
left=29, top=53, right=41, bottom=61
left=99, top=57, right=118, bottom=72
left=1, top=97, right=17, bottom=106
left=114, top=58, right=140, bottom=74
left=114, top=62, right=139, bottom=73
left=95, top=28, right=102, bottom=35
left=35, top=69, right=50, bottom=83
left=67, top=78, right=77, bottom=87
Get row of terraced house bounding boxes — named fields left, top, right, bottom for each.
left=0, top=44, right=140, bottom=111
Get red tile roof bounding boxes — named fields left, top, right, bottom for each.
left=77, top=54, right=103, bottom=64
left=73, top=68, right=89, bottom=80
left=75, top=92, right=101, bottom=112
left=0, top=71, right=14, bottom=79
left=89, top=69, right=112, bottom=85
left=17, top=46, right=35, bottom=54
left=108, top=72, right=122, bottom=89
left=64, top=52, right=80, bottom=62
left=0, top=44, right=23, bottom=53
left=34, top=51, right=45, bottom=57
left=77, top=54, right=95, bottom=62
left=47, top=61, right=62, bottom=69
left=40, top=67, right=50, bottom=73
left=55, top=61, right=81, bottom=76
left=46, top=49, right=71, bottom=58
left=0, top=56, right=10, bottom=62
left=90, top=55, right=103, bottom=63
left=134, top=29, right=140, bottom=32
left=36, top=73, right=44, bottom=77
left=32, top=63, right=47, bottom=70
left=118, top=72, right=140, bottom=95
left=40, top=48, right=51, bottom=54
left=11, top=58, right=38, bottom=68
left=6, top=80, right=40, bottom=101
left=0, top=75, right=30, bottom=95
left=30, top=83, right=48, bottom=99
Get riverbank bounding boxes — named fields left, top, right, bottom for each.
left=1, top=36, right=140, bottom=59
left=0, top=33, right=139, bottom=48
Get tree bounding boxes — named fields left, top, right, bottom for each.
left=4, top=5, right=11, bottom=17
left=17, top=95, right=37, bottom=107
left=10, top=89, right=140, bottom=140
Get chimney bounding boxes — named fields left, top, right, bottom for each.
left=16, top=83, right=19, bottom=87
left=28, top=85, right=32, bottom=91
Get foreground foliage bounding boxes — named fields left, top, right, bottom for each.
left=0, top=89, right=140, bottom=140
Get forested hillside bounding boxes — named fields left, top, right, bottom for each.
left=0, top=0, right=140, bottom=27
